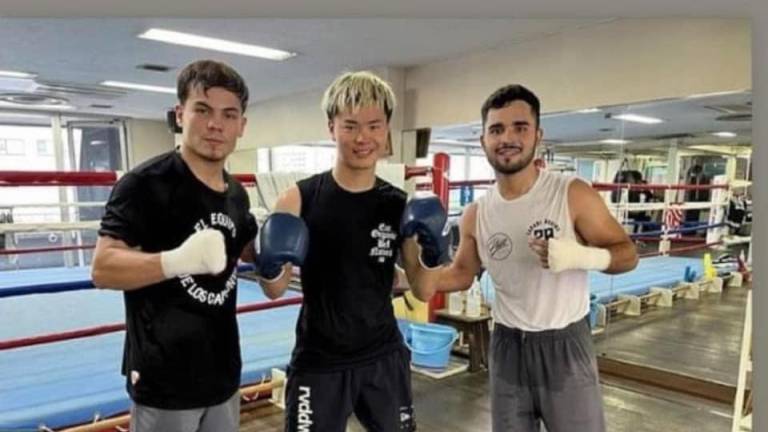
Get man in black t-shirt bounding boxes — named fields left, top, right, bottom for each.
left=258, top=71, right=449, bottom=432
left=92, top=60, right=258, bottom=432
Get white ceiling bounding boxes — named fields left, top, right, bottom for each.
left=0, top=18, right=605, bottom=119
left=0, top=17, right=752, bottom=153
left=0, top=0, right=754, bottom=19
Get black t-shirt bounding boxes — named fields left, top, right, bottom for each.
left=292, top=171, right=408, bottom=371
left=98, top=150, right=257, bottom=409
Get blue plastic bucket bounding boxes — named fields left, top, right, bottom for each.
left=684, top=265, right=698, bottom=282
left=404, top=322, right=458, bottom=369
left=397, top=319, right=412, bottom=344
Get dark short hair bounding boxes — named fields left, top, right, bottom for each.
left=481, top=84, right=540, bottom=129
left=177, top=60, right=249, bottom=112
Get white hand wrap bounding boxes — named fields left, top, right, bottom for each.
left=548, top=237, right=610, bottom=273
left=160, top=229, right=227, bottom=278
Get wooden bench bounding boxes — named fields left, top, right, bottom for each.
left=434, top=309, right=491, bottom=372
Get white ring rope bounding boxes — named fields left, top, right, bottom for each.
left=2, top=202, right=107, bottom=209
left=0, top=221, right=100, bottom=234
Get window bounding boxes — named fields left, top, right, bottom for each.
left=269, top=145, right=336, bottom=173
left=576, top=159, right=595, bottom=181
left=449, top=154, right=468, bottom=181
left=36, top=139, right=52, bottom=156
left=468, top=155, right=494, bottom=180
left=734, top=156, right=749, bottom=181
left=257, top=148, right=271, bottom=173
left=0, top=139, right=25, bottom=155
left=0, top=126, right=57, bottom=171
left=645, top=165, right=667, bottom=185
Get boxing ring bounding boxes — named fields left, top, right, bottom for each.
left=0, top=157, right=449, bottom=431
left=589, top=256, right=704, bottom=303
left=0, top=155, right=752, bottom=429
left=438, top=176, right=749, bottom=326
left=0, top=278, right=301, bottom=431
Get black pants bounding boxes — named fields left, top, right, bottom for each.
left=284, top=348, right=416, bottom=432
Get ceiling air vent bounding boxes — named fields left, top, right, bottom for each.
left=35, top=80, right=127, bottom=99
left=137, top=63, right=173, bottom=72
left=703, top=103, right=751, bottom=115
left=654, top=133, right=694, bottom=140
left=0, top=92, right=69, bottom=106
left=716, top=114, right=752, bottom=122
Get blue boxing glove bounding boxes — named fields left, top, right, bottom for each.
left=400, top=196, right=450, bottom=269
left=258, top=213, right=309, bottom=282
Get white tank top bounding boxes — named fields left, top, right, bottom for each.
left=476, top=170, right=589, bottom=331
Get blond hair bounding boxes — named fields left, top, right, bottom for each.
left=321, top=71, right=396, bottom=122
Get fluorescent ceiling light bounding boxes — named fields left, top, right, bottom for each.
left=611, top=113, right=663, bottom=124
left=685, top=90, right=746, bottom=99
left=431, top=139, right=476, bottom=146
left=101, top=81, right=176, bottom=94
left=291, top=140, right=336, bottom=147
left=712, top=131, right=737, bottom=138
left=0, top=112, right=49, bottom=118
left=599, top=139, right=630, bottom=145
left=0, top=70, right=36, bottom=79
left=0, top=101, right=75, bottom=110
left=138, top=28, right=295, bottom=61
left=575, top=108, right=600, bottom=114
left=687, top=145, right=743, bottom=155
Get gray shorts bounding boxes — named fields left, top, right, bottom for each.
left=129, top=391, right=240, bottom=432
left=490, top=318, right=605, bottom=432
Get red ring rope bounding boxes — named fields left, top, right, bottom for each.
left=0, top=323, right=125, bottom=350
left=0, top=166, right=437, bottom=187
left=0, top=157, right=449, bottom=321
left=0, top=296, right=303, bottom=351
left=0, top=171, right=258, bottom=187
left=591, top=182, right=729, bottom=191
left=638, top=241, right=724, bottom=258
left=0, top=171, right=117, bottom=186
left=417, top=179, right=730, bottom=192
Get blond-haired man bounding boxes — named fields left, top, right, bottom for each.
left=259, top=71, right=446, bottom=431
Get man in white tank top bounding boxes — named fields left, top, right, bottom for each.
left=432, top=85, right=638, bottom=432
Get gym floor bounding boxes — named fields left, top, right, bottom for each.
left=595, top=281, right=747, bottom=385
left=239, top=283, right=748, bottom=431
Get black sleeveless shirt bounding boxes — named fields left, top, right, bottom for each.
left=292, top=171, right=407, bottom=371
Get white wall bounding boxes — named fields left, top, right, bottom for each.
left=404, top=18, right=750, bottom=128
left=125, top=119, right=175, bottom=168
left=180, top=19, right=751, bottom=172
left=239, top=88, right=329, bottom=151
left=228, top=148, right=259, bottom=175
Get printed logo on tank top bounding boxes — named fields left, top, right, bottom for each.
left=176, top=212, right=237, bottom=307
left=487, top=232, right=514, bottom=260
left=526, top=218, right=562, bottom=241
left=370, top=222, right=396, bottom=263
